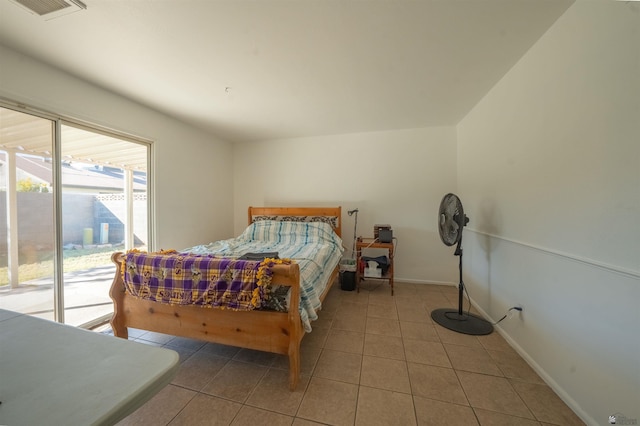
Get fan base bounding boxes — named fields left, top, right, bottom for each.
left=431, top=308, right=493, bottom=336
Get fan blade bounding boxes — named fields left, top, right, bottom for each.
left=442, top=217, right=458, bottom=244
left=439, top=194, right=464, bottom=246
left=444, top=200, right=457, bottom=218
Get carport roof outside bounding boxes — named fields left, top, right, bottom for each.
left=0, top=107, right=148, bottom=172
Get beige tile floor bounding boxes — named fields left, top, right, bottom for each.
left=111, top=281, right=585, bottom=426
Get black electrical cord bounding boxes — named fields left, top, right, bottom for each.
left=493, top=306, right=523, bottom=325
left=461, top=284, right=522, bottom=325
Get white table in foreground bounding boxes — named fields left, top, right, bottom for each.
left=0, top=309, right=179, bottom=426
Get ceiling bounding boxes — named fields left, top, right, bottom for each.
left=0, top=0, right=575, bottom=143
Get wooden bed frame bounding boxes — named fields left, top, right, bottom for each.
left=109, top=206, right=342, bottom=390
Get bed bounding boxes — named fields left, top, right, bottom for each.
left=109, top=206, right=343, bottom=390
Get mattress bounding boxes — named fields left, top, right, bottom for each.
left=185, top=220, right=344, bottom=332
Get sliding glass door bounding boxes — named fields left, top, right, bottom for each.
left=59, top=123, right=149, bottom=326
left=0, top=109, right=56, bottom=320
left=0, top=105, right=151, bottom=328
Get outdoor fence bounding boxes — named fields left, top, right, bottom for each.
left=0, top=192, right=147, bottom=259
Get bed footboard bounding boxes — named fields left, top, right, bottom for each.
left=109, top=252, right=303, bottom=390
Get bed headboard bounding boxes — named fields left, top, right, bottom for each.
left=248, top=206, right=342, bottom=237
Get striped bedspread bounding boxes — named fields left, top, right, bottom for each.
left=186, top=220, right=344, bottom=332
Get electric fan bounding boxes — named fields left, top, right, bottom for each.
left=431, top=193, right=493, bottom=335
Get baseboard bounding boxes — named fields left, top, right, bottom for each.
left=394, top=277, right=456, bottom=286
left=470, top=300, right=596, bottom=426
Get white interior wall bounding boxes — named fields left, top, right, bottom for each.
left=0, top=44, right=235, bottom=250
left=3, top=3, right=637, bottom=421
left=233, top=127, right=459, bottom=284
left=457, top=2, right=639, bottom=425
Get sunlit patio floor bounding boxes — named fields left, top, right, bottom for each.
left=0, top=264, right=116, bottom=327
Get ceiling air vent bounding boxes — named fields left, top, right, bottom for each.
left=9, top=0, right=87, bottom=20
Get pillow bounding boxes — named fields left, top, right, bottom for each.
left=240, top=220, right=341, bottom=246
left=252, top=215, right=339, bottom=229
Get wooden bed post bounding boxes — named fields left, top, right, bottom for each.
left=284, top=264, right=302, bottom=390
left=109, top=252, right=129, bottom=340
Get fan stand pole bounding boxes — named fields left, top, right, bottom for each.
left=431, top=238, right=493, bottom=336
left=456, top=245, right=464, bottom=316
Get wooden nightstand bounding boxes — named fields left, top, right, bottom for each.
left=355, top=237, right=395, bottom=295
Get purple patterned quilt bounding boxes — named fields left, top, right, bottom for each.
left=123, top=251, right=265, bottom=311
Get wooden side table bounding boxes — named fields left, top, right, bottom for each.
left=355, top=237, right=395, bottom=295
